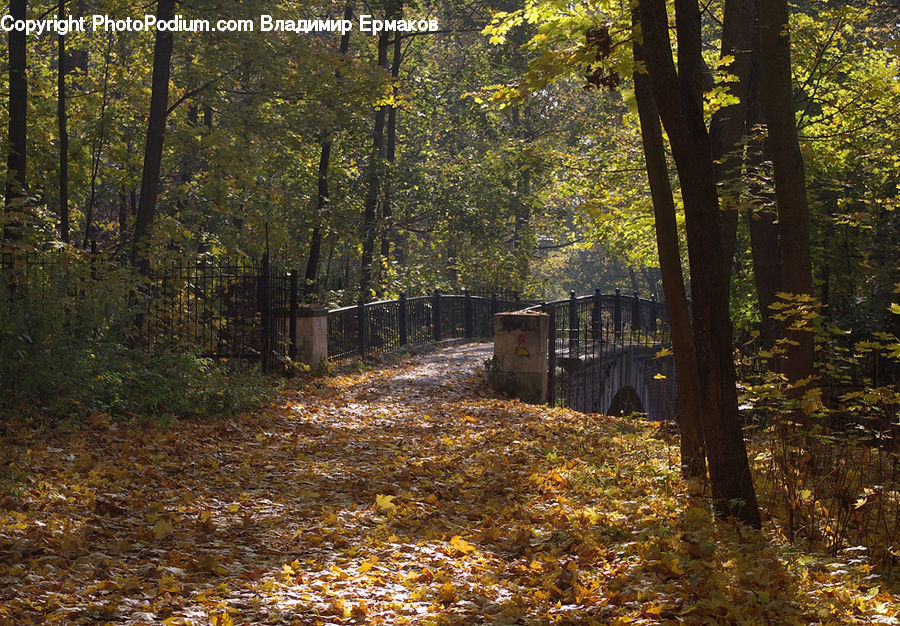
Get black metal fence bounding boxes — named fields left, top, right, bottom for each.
left=138, top=255, right=295, bottom=371
left=538, top=289, right=672, bottom=413
left=2, top=249, right=529, bottom=371
left=327, top=291, right=528, bottom=361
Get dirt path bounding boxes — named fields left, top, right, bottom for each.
left=1, top=343, right=894, bottom=625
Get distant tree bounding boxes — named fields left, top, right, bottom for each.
left=5, top=0, right=28, bottom=222
left=132, top=0, right=176, bottom=267
left=305, top=0, right=355, bottom=300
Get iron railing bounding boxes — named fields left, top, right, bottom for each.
left=538, top=289, right=673, bottom=413
left=326, top=290, right=528, bottom=361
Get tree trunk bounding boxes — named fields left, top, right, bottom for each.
left=305, top=0, right=354, bottom=300
left=745, top=38, right=782, bottom=353
left=359, top=31, right=390, bottom=299
left=132, top=0, right=176, bottom=268
left=639, top=0, right=760, bottom=527
left=5, top=0, right=28, bottom=220
left=709, top=0, right=756, bottom=277
left=58, top=2, right=69, bottom=243
left=758, top=0, right=815, bottom=386
left=379, top=30, right=403, bottom=271
left=304, top=138, right=331, bottom=299
left=632, top=15, right=707, bottom=479
left=82, top=36, right=112, bottom=249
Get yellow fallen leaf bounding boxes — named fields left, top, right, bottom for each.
left=374, top=494, right=396, bottom=511
left=450, top=535, right=476, bottom=554
left=438, top=581, right=458, bottom=604
left=152, top=518, right=174, bottom=541
left=209, top=612, right=233, bottom=626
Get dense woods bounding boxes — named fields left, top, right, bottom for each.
left=1, top=0, right=899, bottom=620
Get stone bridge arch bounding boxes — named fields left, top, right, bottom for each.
left=556, top=346, right=676, bottom=420
left=598, top=348, right=676, bottom=419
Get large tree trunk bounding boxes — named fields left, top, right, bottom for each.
left=5, top=0, right=28, bottom=221
left=132, top=0, right=176, bottom=268
left=709, top=0, right=756, bottom=277
left=758, top=0, right=815, bottom=386
left=305, top=0, right=354, bottom=300
left=57, top=2, right=69, bottom=243
left=632, top=13, right=706, bottom=479
left=359, top=31, right=390, bottom=299
left=639, top=0, right=760, bottom=527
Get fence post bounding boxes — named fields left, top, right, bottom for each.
left=569, top=291, right=578, bottom=356
left=464, top=289, right=473, bottom=339
left=490, top=292, right=499, bottom=338
left=649, top=294, right=658, bottom=335
left=633, top=291, right=641, bottom=334
left=289, top=270, right=298, bottom=360
left=614, top=287, right=622, bottom=337
left=592, top=288, right=601, bottom=340
left=357, top=299, right=367, bottom=358
left=260, top=253, right=272, bottom=372
left=547, top=304, right=556, bottom=407
left=433, top=289, right=442, bottom=342
left=399, top=291, right=408, bottom=347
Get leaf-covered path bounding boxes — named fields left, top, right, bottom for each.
left=1, top=343, right=897, bottom=624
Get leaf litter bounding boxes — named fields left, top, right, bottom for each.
left=0, top=343, right=896, bottom=624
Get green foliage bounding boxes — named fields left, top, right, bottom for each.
left=738, top=298, right=899, bottom=568
left=0, top=258, right=272, bottom=423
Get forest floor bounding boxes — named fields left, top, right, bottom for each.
left=1, top=343, right=897, bottom=625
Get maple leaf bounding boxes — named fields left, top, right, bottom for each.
left=209, top=612, right=233, bottom=626
left=449, top=535, right=476, bottom=555
left=438, top=582, right=458, bottom=604
left=374, top=494, right=397, bottom=511
left=152, top=518, right=174, bottom=541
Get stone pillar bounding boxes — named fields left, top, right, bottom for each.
left=296, top=306, right=328, bottom=374
left=492, top=311, right=549, bottom=404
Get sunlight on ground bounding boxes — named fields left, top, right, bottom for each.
left=1, top=344, right=896, bottom=624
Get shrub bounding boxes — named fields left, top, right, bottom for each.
left=0, top=254, right=272, bottom=423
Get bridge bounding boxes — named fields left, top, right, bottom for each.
left=326, top=288, right=676, bottom=420
left=539, top=290, right=676, bottom=419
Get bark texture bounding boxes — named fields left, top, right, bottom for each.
left=632, top=11, right=706, bottom=479
left=638, top=0, right=761, bottom=526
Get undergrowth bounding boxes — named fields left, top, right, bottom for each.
left=0, top=255, right=275, bottom=425
left=739, top=294, right=900, bottom=571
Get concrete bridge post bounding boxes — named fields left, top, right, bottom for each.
left=492, top=311, right=549, bottom=404
left=295, top=305, right=328, bottom=374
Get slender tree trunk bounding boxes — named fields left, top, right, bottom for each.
left=709, top=0, right=756, bottom=277
left=632, top=9, right=706, bottom=479
left=758, top=0, right=815, bottom=386
left=57, top=3, right=69, bottom=243
left=639, top=0, right=760, bottom=527
left=132, top=0, right=176, bottom=268
left=745, top=38, right=782, bottom=353
left=359, top=31, right=390, bottom=299
left=305, top=0, right=354, bottom=300
left=83, top=36, right=112, bottom=249
left=305, top=138, right=331, bottom=299
left=5, top=0, right=28, bottom=221
left=379, top=30, right=403, bottom=269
